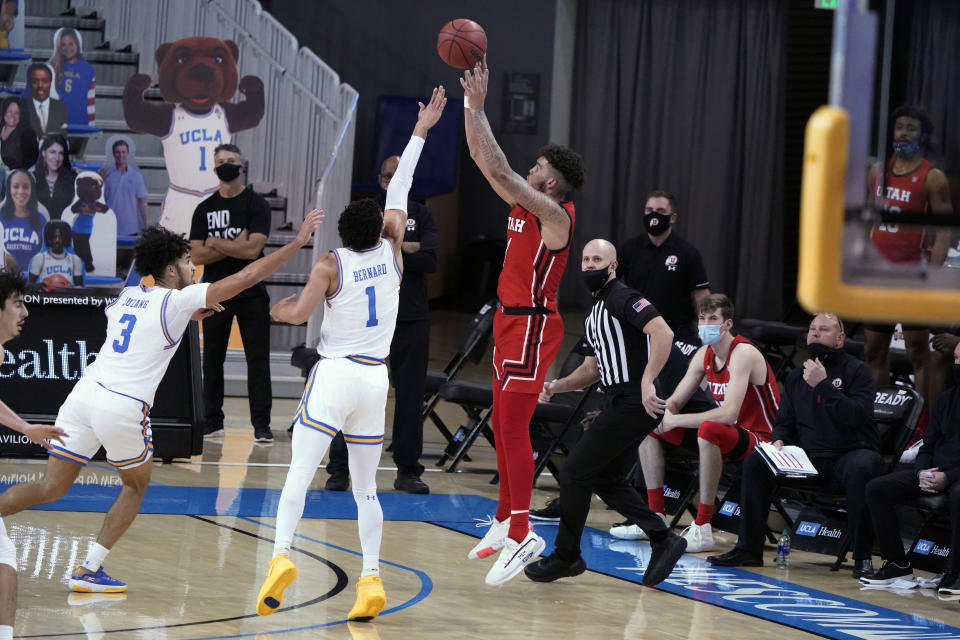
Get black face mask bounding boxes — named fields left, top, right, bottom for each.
left=807, top=342, right=843, bottom=363
left=953, top=364, right=960, bottom=387
left=643, top=212, right=672, bottom=236
left=582, top=267, right=611, bottom=293
left=214, top=162, right=242, bottom=182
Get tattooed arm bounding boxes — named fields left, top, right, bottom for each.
left=461, top=58, right=571, bottom=251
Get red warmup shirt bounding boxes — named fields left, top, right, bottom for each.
left=497, top=201, right=575, bottom=312
left=870, top=158, right=933, bottom=264
left=703, top=334, right=780, bottom=439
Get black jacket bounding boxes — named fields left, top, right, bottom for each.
left=916, top=386, right=960, bottom=483
left=771, top=351, right=878, bottom=457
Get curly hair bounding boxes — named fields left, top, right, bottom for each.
left=134, top=225, right=190, bottom=280
left=891, top=105, right=933, bottom=137
left=44, top=219, right=72, bottom=248
left=338, top=199, right=383, bottom=251
left=0, top=269, right=26, bottom=310
left=539, top=144, right=585, bottom=194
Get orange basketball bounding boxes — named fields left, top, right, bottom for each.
left=437, top=19, right=487, bottom=69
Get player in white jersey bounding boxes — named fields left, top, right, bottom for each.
left=158, top=104, right=231, bottom=236
left=0, top=271, right=68, bottom=640
left=0, top=211, right=322, bottom=593
left=256, top=86, right=447, bottom=622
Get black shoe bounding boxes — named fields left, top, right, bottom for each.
left=253, top=428, right=274, bottom=443
left=325, top=473, right=349, bottom=492
left=394, top=473, right=429, bottom=494
left=203, top=425, right=225, bottom=438
left=706, top=547, right=763, bottom=567
left=852, top=558, right=874, bottom=579
left=643, top=531, right=687, bottom=586
left=524, top=552, right=586, bottom=582
left=938, top=571, right=960, bottom=595
left=530, top=498, right=561, bottom=521
left=859, top=561, right=913, bottom=586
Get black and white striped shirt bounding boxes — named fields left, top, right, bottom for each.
left=584, top=279, right=660, bottom=388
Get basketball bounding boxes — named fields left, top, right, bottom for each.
left=437, top=19, right=487, bottom=69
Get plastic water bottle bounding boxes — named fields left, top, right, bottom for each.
left=776, top=529, right=791, bottom=569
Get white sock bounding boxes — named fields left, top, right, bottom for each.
left=347, top=440, right=384, bottom=580
left=81, top=543, right=110, bottom=572
left=353, top=487, right=383, bottom=578
left=274, top=425, right=331, bottom=557
left=0, top=625, right=13, bottom=640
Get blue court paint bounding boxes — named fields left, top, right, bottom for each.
left=13, top=484, right=960, bottom=640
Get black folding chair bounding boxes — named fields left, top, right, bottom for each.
left=422, top=299, right=499, bottom=454
left=738, top=319, right=808, bottom=383
left=770, top=384, right=923, bottom=571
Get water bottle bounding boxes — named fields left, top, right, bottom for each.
left=775, top=529, right=791, bottom=569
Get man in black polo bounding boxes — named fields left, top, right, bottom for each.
left=707, top=313, right=883, bottom=577
left=325, top=154, right=440, bottom=494
left=617, top=190, right=710, bottom=359
left=523, top=238, right=686, bottom=585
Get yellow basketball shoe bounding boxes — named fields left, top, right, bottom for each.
left=347, top=575, right=386, bottom=622
left=256, top=554, right=298, bottom=616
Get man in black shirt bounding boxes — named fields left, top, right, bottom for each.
left=617, top=190, right=710, bottom=359
left=707, top=313, right=883, bottom=577
left=523, top=238, right=687, bottom=586
left=189, top=143, right=275, bottom=442
left=325, top=155, right=440, bottom=493
left=861, top=342, right=960, bottom=593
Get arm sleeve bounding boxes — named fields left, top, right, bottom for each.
left=248, top=193, right=272, bottom=237
left=915, top=396, right=942, bottom=474
left=688, top=248, right=710, bottom=290
left=401, top=204, right=439, bottom=273
left=813, top=361, right=876, bottom=439
left=385, top=135, right=425, bottom=214
left=188, top=202, right=208, bottom=242
left=771, top=374, right=798, bottom=443
left=617, top=290, right=660, bottom=331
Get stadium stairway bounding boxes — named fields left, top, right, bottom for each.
left=21, top=0, right=311, bottom=398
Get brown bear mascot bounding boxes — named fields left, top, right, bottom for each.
left=123, top=36, right=264, bottom=236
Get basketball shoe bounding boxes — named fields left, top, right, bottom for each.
left=348, top=575, right=386, bottom=621
left=485, top=529, right=546, bottom=586
left=680, top=522, right=717, bottom=553
left=257, top=554, right=298, bottom=616
left=69, top=566, right=127, bottom=593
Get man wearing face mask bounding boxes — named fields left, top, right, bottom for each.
left=189, top=143, right=275, bottom=442
left=864, top=105, right=953, bottom=444
left=524, top=239, right=688, bottom=585
left=617, top=190, right=710, bottom=360
left=648, top=294, right=780, bottom=553
left=860, top=341, right=960, bottom=592
left=708, top=313, right=883, bottom=578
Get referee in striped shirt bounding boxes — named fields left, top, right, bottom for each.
left=524, top=238, right=688, bottom=586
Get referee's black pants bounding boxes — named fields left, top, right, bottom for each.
left=736, top=448, right=883, bottom=560
left=326, top=319, right=430, bottom=477
left=554, top=388, right=665, bottom=561
left=866, top=469, right=960, bottom=569
left=202, top=292, right=272, bottom=431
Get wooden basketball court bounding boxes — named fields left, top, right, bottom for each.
left=3, top=312, right=959, bottom=639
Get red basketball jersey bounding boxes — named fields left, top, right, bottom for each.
left=870, top=158, right=933, bottom=264
left=497, top=201, right=575, bottom=312
left=703, top=334, right=780, bottom=438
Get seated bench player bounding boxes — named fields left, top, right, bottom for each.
left=643, top=293, right=780, bottom=552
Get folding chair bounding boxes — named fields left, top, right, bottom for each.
left=770, top=384, right=923, bottom=571
left=422, top=299, right=498, bottom=452
left=737, top=319, right=808, bottom=383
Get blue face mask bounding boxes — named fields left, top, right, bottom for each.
left=698, top=324, right=723, bottom=346
left=892, top=140, right=921, bottom=156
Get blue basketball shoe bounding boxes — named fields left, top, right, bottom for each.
left=69, top=566, right=128, bottom=593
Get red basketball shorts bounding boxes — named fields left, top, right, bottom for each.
left=492, top=309, right=564, bottom=394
